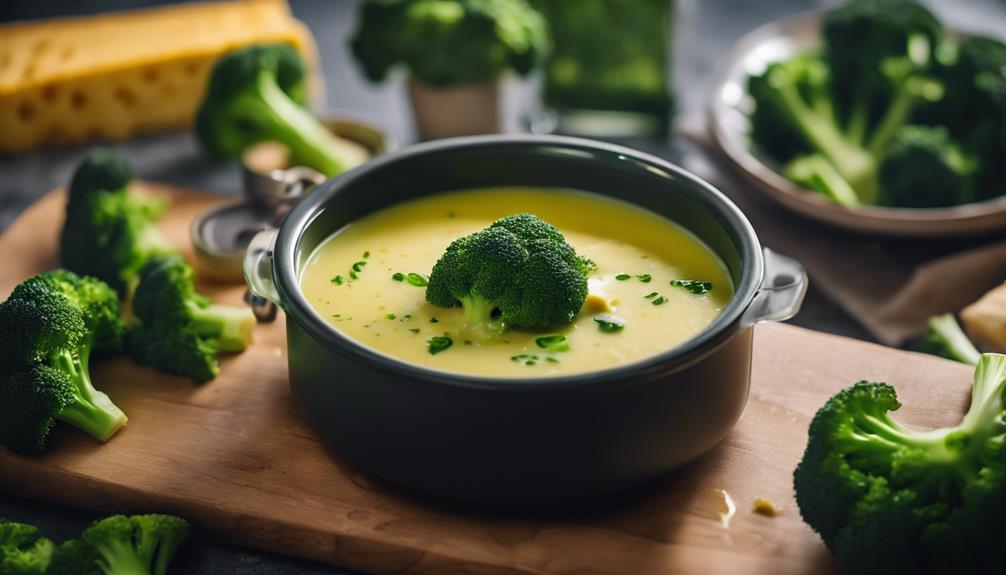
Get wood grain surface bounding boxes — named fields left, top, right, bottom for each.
left=0, top=186, right=976, bottom=574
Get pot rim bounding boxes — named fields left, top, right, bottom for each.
left=274, top=135, right=764, bottom=391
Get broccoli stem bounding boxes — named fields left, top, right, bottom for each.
left=773, top=76, right=876, bottom=200
left=845, top=354, right=1006, bottom=498
left=458, top=295, right=505, bottom=336
left=927, top=314, right=981, bottom=365
left=49, top=348, right=127, bottom=442
left=239, top=70, right=356, bottom=177
left=187, top=302, right=255, bottom=352
left=784, top=155, right=861, bottom=206
left=95, top=539, right=149, bottom=575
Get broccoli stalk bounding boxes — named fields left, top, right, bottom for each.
left=753, top=54, right=941, bottom=205
left=915, top=313, right=981, bottom=365
left=426, top=213, right=594, bottom=336
left=127, top=256, right=255, bottom=383
left=196, top=44, right=366, bottom=177
left=0, top=272, right=128, bottom=453
left=794, top=353, right=1006, bottom=573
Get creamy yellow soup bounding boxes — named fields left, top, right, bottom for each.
left=300, top=188, right=733, bottom=377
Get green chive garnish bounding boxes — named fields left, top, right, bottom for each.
left=331, top=275, right=344, bottom=285
left=385, top=314, right=396, bottom=320
left=615, top=273, right=631, bottom=281
left=637, top=274, right=652, bottom=283
left=405, top=273, right=429, bottom=287
left=652, top=296, right=667, bottom=305
left=594, top=316, right=624, bottom=333
left=670, top=279, right=713, bottom=295
left=427, top=336, right=453, bottom=355
left=535, top=334, right=570, bottom=352
left=644, top=292, right=658, bottom=299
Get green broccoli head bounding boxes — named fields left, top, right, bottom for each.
left=11, top=270, right=123, bottom=354
left=196, top=43, right=365, bottom=177
left=82, top=514, right=189, bottom=575
left=127, top=255, right=255, bottom=384
left=47, top=539, right=99, bottom=575
left=60, top=150, right=173, bottom=296
left=0, top=273, right=128, bottom=453
left=351, top=0, right=547, bottom=87
left=823, top=0, right=942, bottom=127
left=0, top=518, right=55, bottom=575
left=878, top=125, right=978, bottom=207
left=426, top=213, right=592, bottom=334
left=794, top=354, right=1006, bottom=574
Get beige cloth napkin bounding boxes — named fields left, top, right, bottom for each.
left=677, top=118, right=1006, bottom=346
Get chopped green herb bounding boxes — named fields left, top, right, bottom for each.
left=363, top=251, right=370, bottom=259
left=615, top=273, right=631, bottom=281
left=331, top=275, right=344, bottom=285
left=400, top=314, right=412, bottom=321
left=427, top=336, right=453, bottom=355
left=392, top=272, right=405, bottom=281
left=385, top=314, right=396, bottom=320
left=652, top=296, right=667, bottom=305
left=352, top=261, right=367, bottom=272
left=511, top=354, right=529, bottom=362
left=594, top=316, right=625, bottom=333
left=644, top=291, right=659, bottom=299
left=637, top=274, right=652, bottom=283
left=535, top=334, right=570, bottom=352
left=332, top=313, right=341, bottom=319
left=405, top=273, right=429, bottom=287
left=670, top=279, right=713, bottom=295
left=409, top=328, right=420, bottom=334
left=349, top=270, right=358, bottom=280
left=546, top=357, right=560, bottom=364
left=429, top=317, right=439, bottom=324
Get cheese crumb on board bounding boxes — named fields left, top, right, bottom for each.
left=752, top=498, right=781, bottom=517
left=0, top=0, right=318, bottom=153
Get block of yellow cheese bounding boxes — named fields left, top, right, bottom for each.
left=0, top=0, right=318, bottom=154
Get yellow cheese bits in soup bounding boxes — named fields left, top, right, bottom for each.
left=300, top=188, right=733, bottom=377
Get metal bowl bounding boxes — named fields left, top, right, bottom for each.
left=707, top=10, right=1006, bottom=238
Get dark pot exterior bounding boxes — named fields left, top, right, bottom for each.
left=245, top=135, right=806, bottom=507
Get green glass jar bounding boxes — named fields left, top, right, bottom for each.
left=533, top=0, right=674, bottom=138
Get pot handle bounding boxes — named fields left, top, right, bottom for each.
left=244, top=228, right=280, bottom=323
left=741, top=248, right=808, bottom=327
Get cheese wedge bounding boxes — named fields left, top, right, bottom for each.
left=0, top=0, right=318, bottom=153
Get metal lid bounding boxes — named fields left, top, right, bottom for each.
left=190, top=199, right=275, bottom=283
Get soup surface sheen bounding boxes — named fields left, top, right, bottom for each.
left=300, top=188, right=733, bottom=377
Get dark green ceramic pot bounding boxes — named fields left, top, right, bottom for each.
left=245, top=135, right=806, bottom=507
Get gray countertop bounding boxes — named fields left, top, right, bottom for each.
left=0, top=0, right=1002, bottom=573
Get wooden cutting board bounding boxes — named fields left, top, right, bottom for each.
left=0, top=185, right=976, bottom=575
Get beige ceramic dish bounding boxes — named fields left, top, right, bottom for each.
left=707, top=10, right=1006, bottom=238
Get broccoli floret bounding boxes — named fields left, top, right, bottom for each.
left=196, top=44, right=365, bottom=177
left=60, top=150, right=174, bottom=296
left=127, top=256, right=255, bottom=383
left=0, top=518, right=54, bottom=575
left=47, top=539, right=99, bottom=575
left=748, top=0, right=945, bottom=205
left=0, top=273, right=128, bottom=453
left=877, top=125, right=977, bottom=207
left=12, top=270, right=123, bottom=354
left=82, top=514, right=189, bottom=575
left=351, top=0, right=547, bottom=87
left=914, top=313, right=981, bottom=365
left=823, top=0, right=942, bottom=131
left=794, top=353, right=1006, bottom=574
left=426, top=213, right=593, bottom=335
